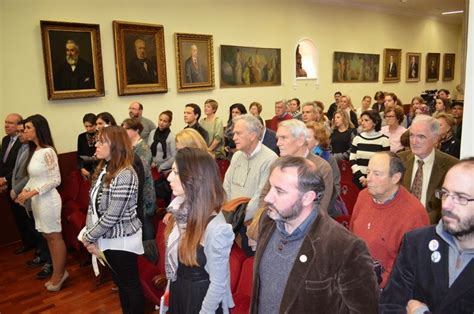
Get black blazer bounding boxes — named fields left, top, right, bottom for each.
left=380, top=226, right=474, bottom=313
left=262, top=128, right=279, bottom=156
left=0, top=135, right=22, bottom=189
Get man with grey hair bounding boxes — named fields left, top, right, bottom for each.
left=224, top=114, right=278, bottom=254
left=268, top=99, right=292, bottom=131
left=274, top=119, right=337, bottom=214
left=350, top=152, right=429, bottom=287
left=301, top=101, right=319, bottom=123
left=398, top=115, right=458, bottom=223
left=54, top=39, right=94, bottom=90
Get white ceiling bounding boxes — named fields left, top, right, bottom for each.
left=309, top=0, right=466, bottom=24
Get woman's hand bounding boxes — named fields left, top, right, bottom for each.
left=163, top=212, right=172, bottom=225
left=359, top=176, right=367, bottom=187
left=84, top=241, right=100, bottom=257
left=16, top=189, right=37, bottom=205
left=80, top=168, right=90, bottom=179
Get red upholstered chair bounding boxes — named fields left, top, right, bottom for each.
left=231, top=256, right=254, bottom=314
left=216, top=159, right=230, bottom=182
left=335, top=180, right=360, bottom=229
left=337, top=159, right=353, bottom=182
left=229, top=244, right=247, bottom=294
left=60, top=170, right=91, bottom=250
left=138, top=220, right=167, bottom=306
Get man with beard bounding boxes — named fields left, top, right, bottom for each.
left=250, top=156, right=378, bottom=314
left=128, top=101, right=156, bottom=142
left=380, top=158, right=474, bottom=314
left=54, top=40, right=94, bottom=90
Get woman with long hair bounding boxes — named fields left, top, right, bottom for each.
left=338, top=95, right=358, bottom=128
left=201, top=99, right=225, bottom=159
left=349, top=110, right=390, bottom=189
left=16, top=114, right=67, bottom=291
left=77, top=113, right=97, bottom=179
left=95, top=112, right=117, bottom=130
left=81, top=126, right=144, bottom=313
left=330, top=109, right=357, bottom=161
left=166, top=147, right=234, bottom=313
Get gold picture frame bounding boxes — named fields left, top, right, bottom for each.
left=406, top=52, right=421, bottom=82
left=383, top=48, right=402, bottom=83
left=113, top=21, right=168, bottom=95
left=442, top=53, right=455, bottom=81
left=175, top=33, right=215, bottom=92
left=40, top=20, right=105, bottom=100
left=426, top=53, right=441, bottom=82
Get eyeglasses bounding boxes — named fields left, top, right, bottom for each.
left=435, top=188, right=474, bottom=205
left=385, top=115, right=396, bottom=118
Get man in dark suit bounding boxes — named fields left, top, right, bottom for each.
left=183, top=103, right=209, bottom=143
left=251, top=156, right=378, bottom=313
left=380, top=159, right=474, bottom=314
left=126, top=38, right=158, bottom=85
left=261, top=126, right=279, bottom=155
left=398, top=115, right=458, bottom=224
left=0, top=113, right=34, bottom=254
left=408, top=56, right=419, bottom=79
left=387, top=55, right=398, bottom=78
left=184, top=44, right=206, bottom=83
left=54, top=40, right=95, bottom=90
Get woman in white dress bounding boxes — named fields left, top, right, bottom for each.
left=16, top=114, right=68, bottom=292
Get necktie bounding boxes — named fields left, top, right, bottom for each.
left=3, top=137, right=14, bottom=163
left=143, top=61, right=148, bottom=72
left=411, top=159, right=424, bottom=200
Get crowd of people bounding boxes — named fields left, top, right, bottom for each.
left=1, top=87, right=472, bottom=313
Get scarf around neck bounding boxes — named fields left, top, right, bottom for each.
left=150, top=127, right=171, bottom=159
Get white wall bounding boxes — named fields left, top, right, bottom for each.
left=1, top=0, right=463, bottom=153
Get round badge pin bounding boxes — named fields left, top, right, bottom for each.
left=428, top=239, right=439, bottom=251
left=299, top=255, right=308, bottom=263
left=431, top=251, right=441, bottom=263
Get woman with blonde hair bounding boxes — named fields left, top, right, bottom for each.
left=338, top=95, right=358, bottom=128
left=166, top=147, right=234, bottom=313
left=81, top=126, right=144, bottom=312
left=201, top=99, right=225, bottom=159
left=175, top=128, right=209, bottom=152
left=330, top=109, right=357, bottom=161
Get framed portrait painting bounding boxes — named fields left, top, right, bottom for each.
left=383, top=48, right=402, bottom=83
left=40, top=20, right=105, bottom=100
left=442, top=53, right=455, bottom=81
left=113, top=21, right=167, bottom=95
left=406, top=52, right=421, bottom=82
left=426, top=53, right=441, bottom=82
left=332, top=51, right=379, bottom=83
left=220, top=45, right=281, bottom=88
left=175, top=33, right=214, bottom=92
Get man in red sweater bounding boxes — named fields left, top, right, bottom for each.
left=350, top=151, right=429, bottom=287
left=268, top=99, right=292, bottom=131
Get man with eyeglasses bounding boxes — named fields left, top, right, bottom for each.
left=380, top=158, right=474, bottom=314
left=398, top=115, right=458, bottom=224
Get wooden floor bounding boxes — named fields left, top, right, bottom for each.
left=0, top=242, right=156, bottom=313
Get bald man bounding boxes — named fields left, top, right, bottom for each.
left=127, top=38, right=158, bottom=84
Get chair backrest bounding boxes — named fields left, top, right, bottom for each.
left=229, top=244, right=247, bottom=293
left=337, top=159, right=353, bottom=182
left=339, top=180, right=359, bottom=215
left=234, top=256, right=254, bottom=297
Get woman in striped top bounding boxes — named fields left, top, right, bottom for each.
left=350, top=110, right=390, bottom=189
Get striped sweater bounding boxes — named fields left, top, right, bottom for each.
left=349, top=131, right=390, bottom=183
